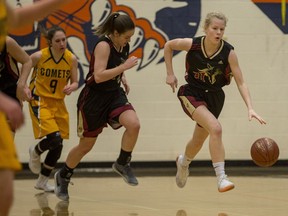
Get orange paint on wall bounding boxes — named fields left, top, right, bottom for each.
left=252, top=0, right=285, bottom=3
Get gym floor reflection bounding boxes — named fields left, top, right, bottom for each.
left=10, top=175, right=288, bottom=216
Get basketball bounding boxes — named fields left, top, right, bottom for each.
left=250, top=137, right=279, bottom=167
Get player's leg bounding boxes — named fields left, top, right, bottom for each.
left=107, top=89, right=140, bottom=186
left=112, top=109, right=140, bottom=186
left=35, top=100, right=69, bottom=192
left=176, top=86, right=209, bottom=188
left=176, top=124, right=208, bottom=188
left=185, top=124, right=209, bottom=159
left=54, top=137, right=97, bottom=201
left=66, top=137, right=97, bottom=169
left=118, top=109, right=140, bottom=152
left=28, top=97, right=58, bottom=175
left=0, top=170, right=14, bottom=216
left=34, top=132, right=63, bottom=192
left=55, top=87, right=107, bottom=200
left=61, top=93, right=100, bottom=170
left=0, top=112, right=22, bottom=216
left=193, top=105, right=234, bottom=192
left=193, top=106, right=224, bottom=162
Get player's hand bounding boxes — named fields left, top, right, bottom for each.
left=17, top=85, right=32, bottom=102
left=63, top=85, right=73, bottom=95
left=122, top=56, right=138, bottom=70
left=166, top=74, right=178, bottom=93
left=248, top=109, right=266, bottom=124
left=121, top=76, right=130, bottom=95
left=0, top=93, right=24, bottom=130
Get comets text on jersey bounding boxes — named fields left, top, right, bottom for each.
left=39, top=68, right=70, bottom=78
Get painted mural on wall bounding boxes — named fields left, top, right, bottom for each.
left=9, top=0, right=288, bottom=161
left=10, top=0, right=288, bottom=84
left=252, top=0, right=288, bottom=33
left=10, top=0, right=201, bottom=86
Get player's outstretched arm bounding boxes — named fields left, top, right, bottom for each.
left=229, top=50, right=266, bottom=125
left=7, top=0, right=74, bottom=29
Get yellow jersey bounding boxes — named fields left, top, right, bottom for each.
left=30, top=47, right=73, bottom=99
left=0, top=0, right=7, bottom=52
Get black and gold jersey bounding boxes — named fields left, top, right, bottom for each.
left=185, top=36, right=234, bottom=91
left=85, top=36, right=129, bottom=91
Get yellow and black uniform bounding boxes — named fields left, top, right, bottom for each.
left=0, top=112, right=22, bottom=170
left=178, top=36, right=234, bottom=120
left=0, top=0, right=22, bottom=171
left=29, top=47, right=73, bottom=139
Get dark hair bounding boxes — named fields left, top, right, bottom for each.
left=94, top=12, right=135, bottom=36
left=39, top=25, right=66, bottom=46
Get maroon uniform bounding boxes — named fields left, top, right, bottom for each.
left=178, top=36, right=234, bottom=119
left=0, top=42, right=20, bottom=102
left=77, top=36, right=134, bottom=137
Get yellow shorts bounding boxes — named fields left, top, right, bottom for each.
left=29, top=96, right=69, bottom=139
left=0, top=112, right=22, bottom=171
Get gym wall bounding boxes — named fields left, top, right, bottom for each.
left=11, top=0, right=288, bottom=163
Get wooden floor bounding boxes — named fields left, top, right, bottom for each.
left=10, top=174, right=288, bottom=216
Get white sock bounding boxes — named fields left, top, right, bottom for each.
left=33, top=149, right=39, bottom=157
left=213, top=162, right=225, bottom=178
left=181, top=154, right=192, bottom=166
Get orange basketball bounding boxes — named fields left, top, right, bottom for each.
left=250, top=137, right=279, bottom=167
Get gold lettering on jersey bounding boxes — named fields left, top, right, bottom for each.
left=40, top=68, right=70, bottom=78
left=193, top=64, right=222, bottom=84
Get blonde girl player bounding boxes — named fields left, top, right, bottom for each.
left=28, top=26, right=78, bottom=192
left=164, top=12, right=266, bottom=192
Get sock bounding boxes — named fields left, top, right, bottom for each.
left=181, top=154, right=192, bottom=167
left=41, top=165, right=53, bottom=177
left=117, top=149, right=132, bottom=166
left=60, top=164, right=74, bottom=179
left=213, top=162, right=225, bottom=178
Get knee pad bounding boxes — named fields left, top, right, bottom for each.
left=46, top=132, right=63, bottom=150
left=44, top=143, right=63, bottom=167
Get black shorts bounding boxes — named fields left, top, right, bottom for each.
left=177, top=84, right=225, bottom=119
left=77, top=86, right=134, bottom=138
left=1, top=84, right=21, bottom=105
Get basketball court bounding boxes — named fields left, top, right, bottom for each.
left=10, top=167, right=288, bottom=216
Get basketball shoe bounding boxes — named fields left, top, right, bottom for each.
left=112, top=162, right=138, bottom=186
left=54, top=170, right=71, bottom=201
left=29, top=145, right=41, bottom=174
left=34, top=174, right=55, bottom=192
left=176, top=155, right=189, bottom=188
left=217, top=175, right=235, bottom=192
